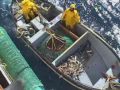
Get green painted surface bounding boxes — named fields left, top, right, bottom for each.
left=0, top=27, right=44, bottom=90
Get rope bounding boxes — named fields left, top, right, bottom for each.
left=17, top=27, right=35, bottom=39
left=17, top=28, right=28, bottom=38
left=17, top=29, right=25, bottom=38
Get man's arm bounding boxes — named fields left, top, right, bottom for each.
left=75, top=10, right=81, bottom=23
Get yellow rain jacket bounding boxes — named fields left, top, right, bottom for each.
left=62, top=8, right=80, bottom=29
left=20, top=0, right=39, bottom=20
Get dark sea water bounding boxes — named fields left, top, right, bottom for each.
left=0, top=0, right=120, bottom=90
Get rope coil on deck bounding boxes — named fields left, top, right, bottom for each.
left=17, top=27, right=35, bottom=39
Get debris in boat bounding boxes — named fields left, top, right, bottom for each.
left=57, top=42, right=94, bottom=80
left=80, top=41, right=93, bottom=59
left=57, top=55, right=84, bottom=80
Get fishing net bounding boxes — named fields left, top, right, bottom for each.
left=46, top=29, right=66, bottom=51
left=37, top=29, right=74, bottom=62
left=46, top=35, right=66, bottom=51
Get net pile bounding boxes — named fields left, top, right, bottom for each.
left=38, top=35, right=74, bottom=62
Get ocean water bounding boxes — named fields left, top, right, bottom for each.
left=0, top=0, right=120, bottom=90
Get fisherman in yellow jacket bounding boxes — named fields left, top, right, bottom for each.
left=20, top=0, right=39, bottom=22
left=61, top=4, right=80, bottom=29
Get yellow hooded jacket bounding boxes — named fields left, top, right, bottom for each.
left=20, top=0, right=39, bottom=20
left=62, top=8, right=80, bottom=29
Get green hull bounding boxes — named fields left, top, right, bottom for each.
left=0, top=27, right=44, bottom=90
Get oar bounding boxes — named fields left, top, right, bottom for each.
left=59, top=24, right=79, bottom=40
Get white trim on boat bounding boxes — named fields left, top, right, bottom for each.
left=0, top=64, right=11, bottom=84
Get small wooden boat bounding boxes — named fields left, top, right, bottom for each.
left=11, top=0, right=120, bottom=90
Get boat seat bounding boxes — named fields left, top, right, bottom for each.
left=28, top=30, right=48, bottom=47
left=16, top=20, right=29, bottom=30
left=49, top=14, right=62, bottom=28
left=93, top=68, right=113, bottom=89
left=79, top=71, right=93, bottom=87
left=14, top=12, right=23, bottom=21
left=30, top=17, right=44, bottom=31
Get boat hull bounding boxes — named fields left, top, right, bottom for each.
left=16, top=22, right=120, bottom=90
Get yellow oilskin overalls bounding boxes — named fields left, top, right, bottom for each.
left=20, top=0, right=39, bottom=21
left=62, top=6, right=80, bottom=29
